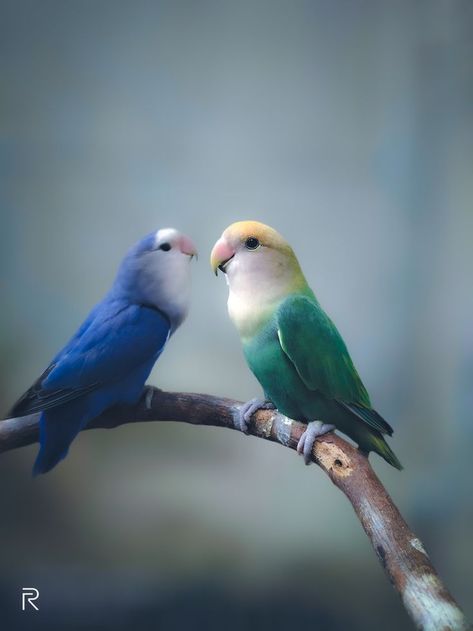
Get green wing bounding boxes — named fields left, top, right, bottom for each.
left=276, top=295, right=393, bottom=436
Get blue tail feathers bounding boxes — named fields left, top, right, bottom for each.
left=33, top=410, right=87, bottom=475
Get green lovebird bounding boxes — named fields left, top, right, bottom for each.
left=210, top=220, right=402, bottom=470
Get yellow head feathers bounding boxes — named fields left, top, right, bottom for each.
left=210, top=220, right=298, bottom=275
left=210, top=220, right=310, bottom=336
left=223, top=221, right=294, bottom=254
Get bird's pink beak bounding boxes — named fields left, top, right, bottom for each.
left=178, top=235, right=198, bottom=259
left=210, top=238, right=235, bottom=275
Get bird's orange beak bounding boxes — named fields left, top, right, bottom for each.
left=178, top=235, right=198, bottom=259
left=210, top=238, right=235, bottom=275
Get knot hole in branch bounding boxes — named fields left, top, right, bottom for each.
left=315, top=442, right=353, bottom=477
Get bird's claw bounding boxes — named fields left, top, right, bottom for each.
left=297, top=420, right=335, bottom=465
left=236, top=398, right=276, bottom=433
left=143, top=386, right=155, bottom=411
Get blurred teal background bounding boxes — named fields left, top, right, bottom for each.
left=1, top=1, right=472, bottom=629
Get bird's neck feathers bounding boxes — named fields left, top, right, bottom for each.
left=112, top=250, right=191, bottom=332
left=226, top=250, right=311, bottom=339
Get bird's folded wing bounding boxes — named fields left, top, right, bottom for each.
left=276, top=295, right=393, bottom=436
left=276, top=295, right=372, bottom=406
left=8, top=304, right=170, bottom=417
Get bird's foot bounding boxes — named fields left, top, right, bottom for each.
left=297, top=420, right=335, bottom=465
left=235, top=398, right=276, bottom=433
left=143, top=386, right=155, bottom=411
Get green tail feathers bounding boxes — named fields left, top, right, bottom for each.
left=336, top=402, right=402, bottom=470
left=367, top=434, right=403, bottom=470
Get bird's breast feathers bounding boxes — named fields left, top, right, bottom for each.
left=228, top=294, right=266, bottom=339
left=227, top=281, right=312, bottom=341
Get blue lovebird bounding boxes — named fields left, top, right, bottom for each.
left=7, top=228, right=197, bottom=475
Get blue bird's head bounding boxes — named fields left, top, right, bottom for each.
left=114, top=228, right=197, bottom=330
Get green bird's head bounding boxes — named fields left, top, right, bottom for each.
left=210, top=220, right=310, bottom=337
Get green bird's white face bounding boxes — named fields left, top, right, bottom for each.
left=211, top=220, right=307, bottom=338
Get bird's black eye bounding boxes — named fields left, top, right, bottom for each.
left=245, top=236, right=260, bottom=250
left=159, top=243, right=171, bottom=252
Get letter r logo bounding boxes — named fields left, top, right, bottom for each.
left=21, top=587, right=39, bottom=611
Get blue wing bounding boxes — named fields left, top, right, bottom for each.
left=8, top=300, right=170, bottom=417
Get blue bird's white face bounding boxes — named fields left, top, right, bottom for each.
left=153, top=227, right=197, bottom=258
left=119, top=227, right=197, bottom=332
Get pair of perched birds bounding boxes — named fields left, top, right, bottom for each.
left=7, top=221, right=401, bottom=475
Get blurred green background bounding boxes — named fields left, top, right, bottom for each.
left=1, top=1, right=472, bottom=629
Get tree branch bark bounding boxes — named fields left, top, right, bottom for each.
left=0, top=387, right=470, bottom=631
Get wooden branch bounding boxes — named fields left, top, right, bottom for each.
left=0, top=387, right=470, bottom=631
